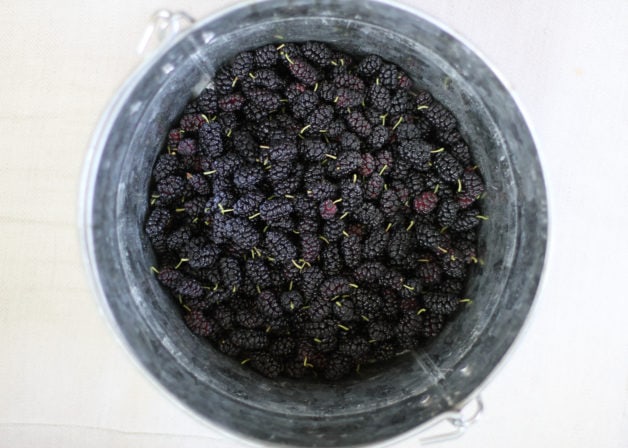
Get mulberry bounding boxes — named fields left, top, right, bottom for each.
left=196, top=88, right=218, bottom=115
left=423, top=292, right=459, bottom=315
left=265, top=230, right=297, bottom=262
left=287, top=56, right=319, bottom=86
left=368, top=126, right=389, bottom=150
left=230, top=51, right=254, bottom=78
left=280, top=290, right=304, bottom=312
left=434, top=152, right=464, bottom=183
left=356, top=54, right=383, bottom=78
left=218, top=93, right=246, bottom=112
left=260, top=198, right=294, bottom=222
left=344, top=111, right=372, bottom=138
left=145, top=207, right=172, bottom=238
left=256, top=292, right=282, bottom=319
left=153, top=154, right=179, bottom=182
left=361, top=231, right=389, bottom=259
left=254, top=44, right=279, bottom=68
left=319, top=199, right=338, bottom=220
left=322, top=353, right=352, bottom=380
left=198, top=122, right=224, bottom=158
left=157, top=175, right=186, bottom=202
left=300, top=41, right=334, bottom=66
left=230, top=330, right=268, bottom=350
left=184, top=310, right=219, bottom=338
left=396, top=140, right=431, bottom=169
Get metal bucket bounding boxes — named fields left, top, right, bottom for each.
left=79, top=0, right=547, bottom=445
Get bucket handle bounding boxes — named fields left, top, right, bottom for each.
left=137, top=10, right=195, bottom=56
left=418, top=395, right=484, bottom=445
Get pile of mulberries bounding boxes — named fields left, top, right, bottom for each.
left=145, top=41, right=486, bottom=381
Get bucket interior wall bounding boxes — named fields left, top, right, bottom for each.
left=86, top=1, right=547, bottom=446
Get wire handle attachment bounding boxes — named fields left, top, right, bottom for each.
left=419, top=396, right=484, bottom=445
left=137, top=10, right=195, bottom=56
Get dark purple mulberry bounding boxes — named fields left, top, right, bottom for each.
left=305, top=104, right=334, bottom=132
left=198, top=121, right=224, bottom=158
left=269, top=337, right=297, bottom=358
left=344, top=110, right=372, bottom=138
left=219, top=257, right=242, bottom=291
left=413, top=191, right=439, bottom=214
left=353, top=290, right=382, bottom=320
left=361, top=230, right=389, bottom=259
left=333, top=73, right=365, bottom=92
left=458, top=169, right=485, bottom=208
left=157, top=175, right=186, bottom=202
left=355, top=202, right=384, bottom=228
left=249, top=68, right=285, bottom=91
left=265, top=230, right=297, bottom=262
left=423, top=292, right=459, bottom=315
left=319, top=276, right=351, bottom=299
left=322, top=218, right=345, bottom=243
left=260, top=198, right=294, bottom=222
left=186, top=173, right=210, bottom=195
left=357, top=54, right=383, bottom=78
left=286, top=56, right=319, bottom=86
left=368, top=126, right=390, bottom=150
left=332, top=299, right=356, bottom=322
left=340, top=234, right=362, bottom=268
left=329, top=150, right=361, bottom=177
left=319, top=199, right=338, bottom=220
left=378, top=64, right=399, bottom=89
left=230, top=51, right=254, bottom=78
left=194, top=88, right=218, bottom=116
left=230, top=330, right=268, bottom=350
left=395, top=311, right=422, bottom=341
left=300, top=232, right=322, bottom=263
left=145, top=207, right=172, bottom=238
left=233, top=191, right=265, bottom=217
left=338, top=336, right=370, bottom=361
left=184, top=310, right=219, bottom=338
left=322, top=244, right=343, bottom=275
left=254, top=44, right=279, bottom=68
left=451, top=208, right=481, bottom=232
left=396, top=140, right=431, bottom=169
left=322, top=353, right=352, bottom=380
left=179, top=114, right=206, bottom=132
left=334, top=88, right=363, bottom=110
left=280, top=290, right=304, bottom=312
left=256, top=291, right=283, bottom=319
left=434, top=152, right=464, bottom=183
left=299, top=138, right=328, bottom=162
left=368, top=320, right=394, bottom=341
left=249, top=352, right=282, bottom=378
left=245, top=259, right=272, bottom=289
left=218, top=93, right=246, bottom=112
left=300, top=41, right=334, bottom=66
left=153, top=154, right=179, bottom=182
left=187, top=243, right=219, bottom=270
left=395, top=122, right=421, bottom=142
left=175, top=275, right=204, bottom=299
left=437, top=197, right=460, bottom=227
left=422, top=102, right=457, bottom=133
left=244, top=87, right=281, bottom=112
left=307, top=180, right=336, bottom=202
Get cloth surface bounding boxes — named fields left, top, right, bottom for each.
left=1, top=1, right=627, bottom=447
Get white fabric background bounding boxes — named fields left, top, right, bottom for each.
left=1, top=1, right=627, bottom=447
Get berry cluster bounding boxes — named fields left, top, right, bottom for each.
left=145, top=42, right=486, bottom=380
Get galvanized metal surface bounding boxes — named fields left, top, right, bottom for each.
left=79, top=0, right=547, bottom=446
